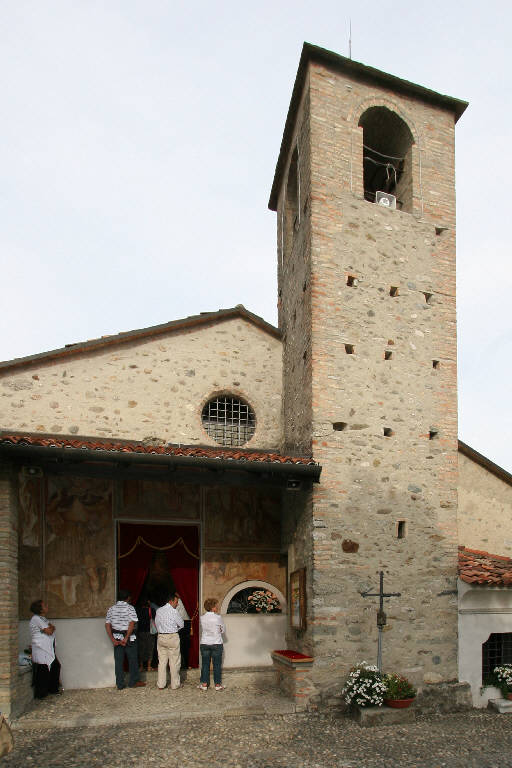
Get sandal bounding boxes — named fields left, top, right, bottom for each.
left=197, top=683, right=208, bottom=691
left=215, top=684, right=225, bottom=691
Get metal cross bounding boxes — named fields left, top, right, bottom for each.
left=361, top=571, right=401, bottom=673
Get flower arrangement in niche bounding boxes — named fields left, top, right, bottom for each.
left=247, top=589, right=281, bottom=613
left=342, top=662, right=387, bottom=708
left=383, top=673, right=417, bottom=701
left=494, top=664, right=512, bottom=696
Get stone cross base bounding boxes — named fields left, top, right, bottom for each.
left=353, top=704, right=416, bottom=727
left=271, top=650, right=315, bottom=707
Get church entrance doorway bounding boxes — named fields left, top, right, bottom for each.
left=117, top=522, right=200, bottom=668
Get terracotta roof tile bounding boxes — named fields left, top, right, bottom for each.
left=458, top=546, right=512, bottom=587
left=0, top=431, right=317, bottom=467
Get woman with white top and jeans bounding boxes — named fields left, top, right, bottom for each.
left=198, top=598, right=225, bottom=691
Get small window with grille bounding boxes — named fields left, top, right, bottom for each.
left=482, top=632, right=512, bottom=682
left=201, top=395, right=256, bottom=447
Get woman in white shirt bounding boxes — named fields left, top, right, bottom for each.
left=198, top=598, right=225, bottom=691
left=29, top=600, right=61, bottom=699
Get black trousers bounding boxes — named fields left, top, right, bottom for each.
left=32, top=657, right=61, bottom=699
left=179, top=620, right=191, bottom=668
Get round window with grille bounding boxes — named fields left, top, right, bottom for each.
left=201, top=395, right=255, bottom=447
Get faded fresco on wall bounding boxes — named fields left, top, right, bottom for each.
left=204, top=487, right=281, bottom=548
left=203, top=487, right=285, bottom=607
left=18, top=474, right=43, bottom=618
left=120, top=479, right=200, bottom=520
left=45, top=476, right=114, bottom=618
left=203, top=552, right=286, bottom=608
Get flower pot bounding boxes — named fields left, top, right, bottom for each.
left=384, top=697, right=415, bottom=709
left=506, top=692, right=512, bottom=701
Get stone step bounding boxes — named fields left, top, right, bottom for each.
left=145, top=666, right=275, bottom=689
left=488, top=697, right=512, bottom=714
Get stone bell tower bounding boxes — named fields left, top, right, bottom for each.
left=269, top=44, right=467, bottom=692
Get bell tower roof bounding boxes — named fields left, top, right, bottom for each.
left=269, top=42, right=468, bottom=211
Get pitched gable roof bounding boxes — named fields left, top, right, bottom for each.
left=0, top=306, right=281, bottom=374
left=458, top=440, right=512, bottom=488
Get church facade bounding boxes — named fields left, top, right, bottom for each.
left=0, top=43, right=511, bottom=717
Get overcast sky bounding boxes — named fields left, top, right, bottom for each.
left=1, top=1, right=510, bottom=470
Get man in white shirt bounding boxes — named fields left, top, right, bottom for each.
left=155, top=592, right=184, bottom=690
left=105, top=590, right=146, bottom=690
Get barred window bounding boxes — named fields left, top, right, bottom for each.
left=482, top=633, right=512, bottom=678
left=201, top=395, right=255, bottom=447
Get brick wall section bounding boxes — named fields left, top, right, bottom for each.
left=277, top=58, right=460, bottom=690
left=0, top=318, right=282, bottom=450
left=458, top=453, right=512, bottom=555
left=0, top=466, right=18, bottom=716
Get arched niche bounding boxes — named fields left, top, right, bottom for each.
left=220, top=580, right=286, bottom=615
left=358, top=106, right=415, bottom=212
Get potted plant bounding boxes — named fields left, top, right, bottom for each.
left=247, top=589, right=281, bottom=613
left=383, top=673, right=417, bottom=708
left=342, top=662, right=387, bottom=708
left=494, top=664, right=512, bottom=699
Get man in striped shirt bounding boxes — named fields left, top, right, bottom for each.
left=105, top=590, right=146, bottom=690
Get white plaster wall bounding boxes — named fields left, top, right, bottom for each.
left=20, top=614, right=288, bottom=684
left=222, top=614, right=287, bottom=668
left=458, top=580, right=512, bottom=707
left=20, top=618, right=115, bottom=690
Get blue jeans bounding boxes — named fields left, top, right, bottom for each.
left=113, top=640, right=139, bottom=689
left=200, top=643, right=223, bottom=686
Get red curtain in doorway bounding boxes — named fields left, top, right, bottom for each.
left=118, top=523, right=200, bottom=667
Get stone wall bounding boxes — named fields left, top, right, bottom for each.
left=275, top=55, right=460, bottom=690
left=458, top=451, right=512, bottom=556
left=0, top=317, right=282, bottom=450
left=277, top=81, right=313, bottom=457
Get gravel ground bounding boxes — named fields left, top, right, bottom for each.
left=5, top=710, right=512, bottom=768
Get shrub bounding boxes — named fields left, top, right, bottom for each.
left=342, top=662, right=387, bottom=708
left=494, top=665, right=512, bottom=696
left=384, top=673, right=417, bottom=700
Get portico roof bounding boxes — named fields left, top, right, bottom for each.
left=0, top=431, right=321, bottom=482
left=458, top=546, right=512, bottom=587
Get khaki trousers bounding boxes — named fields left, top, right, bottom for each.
left=157, top=633, right=181, bottom=689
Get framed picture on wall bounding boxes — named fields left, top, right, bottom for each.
left=290, top=568, right=306, bottom=630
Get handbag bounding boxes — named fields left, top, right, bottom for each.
left=0, top=715, right=13, bottom=757
left=149, top=605, right=157, bottom=635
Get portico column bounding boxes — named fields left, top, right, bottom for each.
left=0, top=465, right=19, bottom=717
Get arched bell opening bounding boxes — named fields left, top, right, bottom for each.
left=358, top=106, right=414, bottom=212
